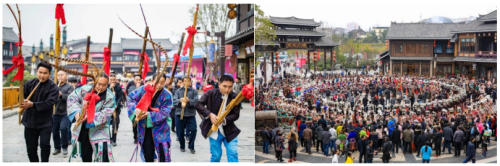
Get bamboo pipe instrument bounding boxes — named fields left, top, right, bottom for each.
left=207, top=92, right=245, bottom=136
left=138, top=27, right=149, bottom=75
left=17, top=80, right=42, bottom=125
left=167, top=33, right=186, bottom=91
left=180, top=4, right=199, bottom=120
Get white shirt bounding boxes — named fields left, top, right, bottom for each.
left=209, top=95, right=229, bottom=139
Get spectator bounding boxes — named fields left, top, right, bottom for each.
left=463, top=136, right=476, bottom=163
left=288, top=133, right=298, bottom=162
left=421, top=141, right=432, bottom=163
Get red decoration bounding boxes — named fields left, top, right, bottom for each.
left=135, top=84, right=160, bottom=113
left=15, top=36, right=23, bottom=47
left=182, top=26, right=197, bottom=56
left=81, top=64, right=88, bottom=85
left=83, top=90, right=100, bottom=124
left=141, top=53, right=151, bottom=80
left=103, top=47, right=111, bottom=75
left=55, top=4, right=66, bottom=24
left=242, top=83, right=255, bottom=106
left=433, top=40, right=436, bottom=48
left=2, top=53, right=25, bottom=81
left=173, top=53, right=180, bottom=64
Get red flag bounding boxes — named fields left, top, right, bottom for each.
left=2, top=53, right=24, bottom=81
left=81, top=64, right=88, bottom=85
left=136, top=84, right=160, bottom=113
left=55, top=4, right=66, bottom=24
left=83, top=90, right=100, bottom=124
left=141, top=53, right=151, bottom=81
left=103, top=47, right=111, bottom=75
left=182, top=26, right=197, bottom=56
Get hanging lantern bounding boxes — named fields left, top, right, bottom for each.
left=433, top=40, right=436, bottom=48
left=447, top=41, right=450, bottom=48
left=227, top=4, right=237, bottom=19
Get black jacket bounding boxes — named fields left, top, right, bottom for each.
left=434, top=131, right=443, bottom=145
left=391, top=128, right=401, bottom=143
left=365, top=145, right=374, bottom=160
left=416, top=134, right=427, bottom=146
left=108, top=83, right=124, bottom=114
left=318, top=118, right=327, bottom=130
left=55, top=82, right=74, bottom=115
left=195, top=89, right=241, bottom=142
left=443, top=127, right=453, bottom=141
left=260, top=129, right=271, bottom=142
left=21, top=79, right=59, bottom=129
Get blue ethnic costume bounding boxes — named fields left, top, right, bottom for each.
left=127, top=85, right=173, bottom=162
left=68, top=84, right=116, bottom=162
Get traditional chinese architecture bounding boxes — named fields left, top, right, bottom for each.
left=257, top=16, right=338, bottom=73
left=226, top=4, right=254, bottom=85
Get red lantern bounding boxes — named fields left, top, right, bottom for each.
left=433, top=40, right=436, bottom=48
left=447, top=41, right=450, bottom=48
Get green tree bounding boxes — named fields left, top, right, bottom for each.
left=3, top=69, right=36, bottom=87
left=379, top=29, right=388, bottom=43
left=255, top=4, right=276, bottom=53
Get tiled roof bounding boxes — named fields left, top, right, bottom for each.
left=226, top=27, right=254, bottom=44
left=73, top=43, right=123, bottom=53
left=270, top=16, right=321, bottom=27
left=386, top=23, right=462, bottom=40
left=377, top=50, right=390, bottom=60
left=451, top=10, right=497, bottom=33
left=3, top=27, right=18, bottom=42
left=120, top=38, right=174, bottom=50
left=275, top=29, right=325, bottom=37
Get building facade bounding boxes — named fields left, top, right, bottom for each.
left=226, top=4, right=254, bottom=85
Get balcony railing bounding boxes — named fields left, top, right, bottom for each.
left=475, top=51, right=497, bottom=58
left=3, top=86, right=19, bottom=110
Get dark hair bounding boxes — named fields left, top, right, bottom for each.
left=99, top=73, right=109, bottom=80
left=153, top=73, right=167, bottom=81
left=133, top=74, right=142, bottom=79
left=219, top=75, right=234, bottom=84
left=425, top=141, right=430, bottom=152
left=37, top=62, right=52, bottom=73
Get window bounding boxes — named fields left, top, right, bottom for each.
left=9, top=50, right=13, bottom=56
left=446, top=43, right=454, bottom=54
left=3, top=50, right=7, bottom=56
left=394, top=43, right=403, bottom=53
left=406, top=43, right=416, bottom=54
left=460, top=38, right=475, bottom=52
left=419, top=44, right=430, bottom=55
left=434, top=43, right=443, bottom=53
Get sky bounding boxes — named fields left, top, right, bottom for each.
left=259, top=1, right=497, bottom=31
left=2, top=4, right=203, bottom=48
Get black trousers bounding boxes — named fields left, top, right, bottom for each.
left=393, top=141, right=400, bottom=153
left=382, top=154, right=390, bottom=163
left=133, top=124, right=138, bottom=142
left=52, top=115, right=69, bottom=150
left=143, top=128, right=166, bottom=162
left=316, top=140, right=323, bottom=152
left=454, top=142, right=462, bottom=156
left=24, top=127, right=52, bottom=162
left=359, top=150, right=365, bottom=163
left=300, top=136, right=304, bottom=147
left=111, top=113, right=120, bottom=143
left=435, top=142, right=441, bottom=156
left=170, top=111, right=176, bottom=132
left=416, top=144, right=423, bottom=156
left=276, top=150, right=283, bottom=161
left=80, top=132, right=109, bottom=162
left=289, top=150, right=296, bottom=158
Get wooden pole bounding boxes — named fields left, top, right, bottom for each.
left=138, top=27, right=149, bottom=75
left=180, top=4, right=199, bottom=120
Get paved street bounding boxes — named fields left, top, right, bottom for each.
left=3, top=92, right=255, bottom=162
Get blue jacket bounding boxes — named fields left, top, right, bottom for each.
left=420, top=145, right=432, bottom=160
left=466, top=141, right=476, bottom=157
left=299, top=123, right=307, bottom=137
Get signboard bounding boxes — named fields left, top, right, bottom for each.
left=225, top=44, right=233, bottom=57
left=295, top=58, right=306, bottom=68
left=286, top=42, right=307, bottom=49
left=208, top=41, right=215, bottom=62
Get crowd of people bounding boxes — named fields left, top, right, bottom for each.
left=256, top=65, right=497, bottom=163
left=19, top=61, right=245, bottom=162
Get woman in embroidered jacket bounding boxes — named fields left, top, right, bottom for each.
left=127, top=74, right=173, bottom=162
left=68, top=74, right=116, bottom=162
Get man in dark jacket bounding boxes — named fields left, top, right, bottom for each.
left=52, top=70, right=74, bottom=155
left=365, top=140, right=375, bottom=163
left=316, top=126, right=324, bottom=152
left=390, top=125, right=401, bottom=154
left=318, top=115, right=327, bottom=130
left=303, top=125, right=313, bottom=154
left=322, top=127, right=332, bottom=156
left=358, top=135, right=367, bottom=163
left=21, top=62, right=59, bottom=162
left=108, top=73, right=123, bottom=147
left=443, top=124, right=453, bottom=154
left=463, top=136, right=476, bottom=163
left=434, top=127, right=443, bottom=157
left=195, top=75, right=241, bottom=162
left=260, top=127, right=271, bottom=154
left=174, top=77, right=200, bottom=153
left=415, top=130, right=427, bottom=158
left=453, top=127, right=465, bottom=157
left=381, top=136, right=392, bottom=163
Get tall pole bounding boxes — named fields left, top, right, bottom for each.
left=218, top=31, right=226, bottom=78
